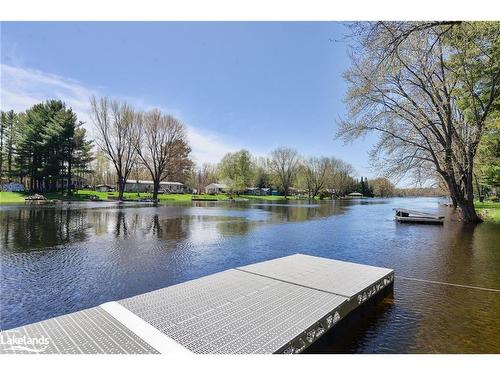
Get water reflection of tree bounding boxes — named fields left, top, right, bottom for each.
left=0, top=201, right=351, bottom=253
left=216, top=219, right=252, bottom=236
left=114, top=210, right=128, bottom=237
left=80, top=208, right=190, bottom=242
left=213, top=202, right=349, bottom=236
left=433, top=221, right=500, bottom=287
left=0, top=208, right=89, bottom=252
left=254, top=202, right=347, bottom=223
left=150, top=214, right=187, bottom=241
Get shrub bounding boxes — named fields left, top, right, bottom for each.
left=318, top=191, right=330, bottom=200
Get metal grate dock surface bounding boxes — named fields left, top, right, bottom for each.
left=0, top=307, right=159, bottom=354
left=0, top=254, right=394, bottom=354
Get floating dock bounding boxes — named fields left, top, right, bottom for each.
left=0, top=254, right=394, bottom=354
left=394, top=208, right=444, bottom=224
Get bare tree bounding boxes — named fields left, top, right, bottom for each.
left=338, top=22, right=500, bottom=222
left=268, top=147, right=300, bottom=199
left=200, top=163, right=218, bottom=194
left=302, top=157, right=330, bottom=200
left=91, top=150, right=115, bottom=186
left=135, top=109, right=190, bottom=200
left=325, top=157, right=355, bottom=197
left=90, top=96, right=138, bottom=200
left=370, top=177, right=396, bottom=197
left=192, top=163, right=218, bottom=194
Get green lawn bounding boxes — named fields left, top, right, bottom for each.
left=0, top=190, right=90, bottom=203
left=0, top=190, right=293, bottom=204
left=475, top=200, right=500, bottom=223
left=76, top=190, right=204, bottom=202
left=0, top=191, right=27, bottom=203
left=234, top=194, right=289, bottom=201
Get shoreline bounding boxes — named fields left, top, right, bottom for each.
left=1, top=191, right=498, bottom=223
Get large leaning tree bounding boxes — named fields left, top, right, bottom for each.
left=90, top=96, right=138, bottom=200
left=338, top=22, right=500, bottom=222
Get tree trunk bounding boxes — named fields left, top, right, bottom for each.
left=118, top=176, right=125, bottom=200
left=445, top=174, right=482, bottom=223
left=456, top=197, right=481, bottom=222
left=0, top=125, right=3, bottom=180
left=451, top=195, right=457, bottom=209
left=473, top=174, right=485, bottom=203
left=67, top=160, right=73, bottom=196
left=153, top=180, right=160, bottom=200
left=7, top=142, right=13, bottom=179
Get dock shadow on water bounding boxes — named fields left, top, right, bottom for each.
left=306, top=286, right=397, bottom=353
left=0, top=197, right=499, bottom=353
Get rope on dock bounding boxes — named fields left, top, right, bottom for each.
left=398, top=276, right=500, bottom=293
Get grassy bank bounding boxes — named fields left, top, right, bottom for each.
left=0, top=192, right=27, bottom=203
left=475, top=201, right=500, bottom=223
left=0, top=191, right=355, bottom=204
left=0, top=190, right=294, bottom=204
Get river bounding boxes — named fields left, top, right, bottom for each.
left=0, top=197, right=499, bottom=353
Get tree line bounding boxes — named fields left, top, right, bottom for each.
left=0, top=97, right=398, bottom=201
left=187, top=147, right=396, bottom=199
left=0, top=97, right=193, bottom=201
left=3, top=20, right=498, bottom=225
left=0, top=101, right=93, bottom=193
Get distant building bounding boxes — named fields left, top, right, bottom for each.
left=347, top=192, right=363, bottom=197
left=124, top=180, right=185, bottom=193
left=244, top=187, right=271, bottom=196
left=95, top=184, right=115, bottom=192
left=58, top=176, right=88, bottom=190
left=288, top=187, right=304, bottom=196
left=1, top=182, right=25, bottom=192
left=205, top=183, right=228, bottom=194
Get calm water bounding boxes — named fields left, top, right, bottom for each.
left=1, top=198, right=499, bottom=353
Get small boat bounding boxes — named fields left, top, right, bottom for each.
left=394, top=208, right=444, bottom=224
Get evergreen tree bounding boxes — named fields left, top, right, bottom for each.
left=14, top=100, right=91, bottom=192
left=0, top=110, right=19, bottom=181
left=72, top=127, right=94, bottom=187
left=0, top=111, right=4, bottom=180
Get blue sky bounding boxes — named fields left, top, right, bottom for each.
left=1, top=22, right=377, bottom=178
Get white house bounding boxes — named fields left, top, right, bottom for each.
left=57, top=176, right=88, bottom=190
left=95, top=184, right=114, bottom=192
left=204, top=183, right=228, bottom=194
left=347, top=192, right=363, bottom=197
left=124, top=180, right=185, bottom=193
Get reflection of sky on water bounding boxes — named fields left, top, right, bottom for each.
left=187, top=206, right=270, bottom=221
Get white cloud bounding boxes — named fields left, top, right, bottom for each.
left=186, top=126, right=237, bottom=164
left=1, top=64, right=97, bottom=126
left=0, top=63, right=237, bottom=165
